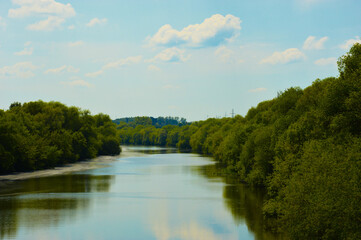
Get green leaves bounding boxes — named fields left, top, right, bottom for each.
left=0, top=101, right=120, bottom=174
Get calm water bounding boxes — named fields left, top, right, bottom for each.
left=0, top=146, right=281, bottom=240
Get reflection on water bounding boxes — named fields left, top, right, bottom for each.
left=0, top=175, right=113, bottom=239
left=223, top=185, right=282, bottom=240
left=0, top=147, right=282, bottom=240
left=123, top=145, right=179, bottom=155
left=0, top=174, right=114, bottom=196
left=196, top=163, right=283, bottom=240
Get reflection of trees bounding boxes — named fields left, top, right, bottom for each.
left=223, top=185, right=283, bottom=240
left=0, top=198, right=18, bottom=239
left=127, top=148, right=178, bottom=155
left=197, top=164, right=283, bottom=240
left=0, top=174, right=114, bottom=239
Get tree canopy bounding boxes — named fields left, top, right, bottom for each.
left=0, top=101, right=121, bottom=174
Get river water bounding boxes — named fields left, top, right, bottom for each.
left=0, top=146, right=282, bottom=240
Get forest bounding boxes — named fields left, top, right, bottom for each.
left=113, top=116, right=188, bottom=128
left=117, top=43, right=361, bottom=239
left=0, top=101, right=121, bottom=174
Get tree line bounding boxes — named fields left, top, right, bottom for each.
left=113, top=116, right=188, bottom=128
left=0, top=101, right=121, bottom=174
left=117, top=44, right=361, bottom=239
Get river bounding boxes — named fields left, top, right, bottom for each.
left=0, top=146, right=282, bottom=240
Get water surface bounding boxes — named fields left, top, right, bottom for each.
left=0, top=146, right=281, bottom=240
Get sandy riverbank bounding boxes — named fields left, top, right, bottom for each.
left=0, top=147, right=144, bottom=182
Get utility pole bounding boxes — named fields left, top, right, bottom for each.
left=231, top=109, right=235, bottom=118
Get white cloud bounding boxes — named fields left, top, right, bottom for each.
left=147, top=65, right=161, bottom=72
left=8, top=0, right=75, bottom=18
left=44, top=65, right=79, bottom=74
left=260, top=48, right=305, bottom=64
left=339, top=36, right=361, bottom=50
left=27, top=16, right=65, bottom=31
left=0, top=16, right=6, bottom=29
left=61, top=78, right=92, bottom=87
left=249, top=88, right=267, bottom=93
left=314, top=57, right=337, bottom=66
left=103, top=56, right=142, bottom=70
left=85, top=70, right=103, bottom=78
left=214, top=46, right=243, bottom=64
left=303, top=36, right=328, bottom=50
left=68, top=41, right=84, bottom=47
left=86, top=18, right=107, bottom=27
left=86, top=56, right=142, bottom=77
left=45, top=65, right=66, bottom=73
left=14, top=47, right=33, bottom=56
left=148, top=47, right=188, bottom=63
left=0, top=62, right=37, bottom=78
left=68, top=24, right=75, bottom=30
left=215, top=46, right=232, bottom=62
left=14, top=42, right=34, bottom=56
left=148, top=14, right=241, bottom=47
left=66, top=66, right=79, bottom=73
left=9, top=0, right=75, bottom=31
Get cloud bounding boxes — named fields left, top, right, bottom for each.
left=85, top=70, right=103, bottom=78
left=303, top=36, right=328, bottom=50
left=8, top=0, right=75, bottom=18
left=214, top=46, right=243, bottom=64
left=26, top=15, right=65, bottom=31
left=147, top=14, right=241, bottom=47
left=86, top=56, right=142, bottom=77
left=102, top=56, right=142, bottom=70
left=14, top=47, right=33, bottom=56
left=9, top=0, right=75, bottom=31
left=61, top=78, right=92, bottom=87
left=14, top=42, right=33, bottom=56
left=0, top=62, right=37, bottom=78
left=44, top=65, right=79, bottom=74
left=260, top=48, right=305, bottom=64
left=249, top=88, right=267, bottom=93
left=147, top=65, right=161, bottom=72
left=148, top=47, right=188, bottom=63
left=339, top=36, right=361, bottom=50
left=68, top=41, right=84, bottom=47
left=68, top=24, right=75, bottom=30
left=0, top=16, right=6, bottom=29
left=86, top=18, right=107, bottom=27
left=66, top=66, right=79, bottom=73
left=314, top=57, right=337, bottom=66
left=215, top=46, right=233, bottom=62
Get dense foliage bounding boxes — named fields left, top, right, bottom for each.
left=113, top=116, right=188, bottom=128
left=118, top=44, right=361, bottom=239
left=0, top=101, right=121, bottom=174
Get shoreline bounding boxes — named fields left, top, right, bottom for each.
left=0, top=147, right=144, bottom=182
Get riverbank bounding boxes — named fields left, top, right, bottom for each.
left=0, top=147, right=144, bottom=183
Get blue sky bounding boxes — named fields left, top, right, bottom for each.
left=0, top=0, right=360, bottom=121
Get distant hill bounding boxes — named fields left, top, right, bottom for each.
left=112, top=116, right=188, bottom=128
